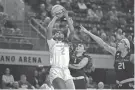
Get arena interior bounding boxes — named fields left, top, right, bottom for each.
left=0, top=0, right=134, bottom=89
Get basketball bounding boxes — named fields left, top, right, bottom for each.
left=51, top=5, right=64, bottom=17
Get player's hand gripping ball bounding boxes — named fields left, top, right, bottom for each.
left=51, top=5, right=64, bottom=18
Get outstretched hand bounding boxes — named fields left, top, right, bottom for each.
left=80, top=25, right=89, bottom=34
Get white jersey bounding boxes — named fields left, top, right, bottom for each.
left=47, top=39, right=70, bottom=68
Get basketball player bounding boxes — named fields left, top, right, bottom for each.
left=69, top=43, right=93, bottom=89
left=46, top=9, right=75, bottom=89
left=80, top=25, right=134, bottom=89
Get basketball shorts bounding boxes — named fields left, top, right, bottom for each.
left=73, top=77, right=87, bottom=89
left=49, top=67, right=73, bottom=84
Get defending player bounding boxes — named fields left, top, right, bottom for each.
left=69, top=43, right=94, bottom=89
left=46, top=9, right=75, bottom=89
left=80, top=25, right=134, bottom=89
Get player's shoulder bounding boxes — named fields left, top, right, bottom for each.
left=47, top=38, right=55, bottom=42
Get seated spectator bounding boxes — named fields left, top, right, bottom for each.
left=63, top=0, right=74, bottom=14
left=109, top=35, right=116, bottom=47
left=86, top=76, right=95, bottom=88
left=45, top=0, right=53, bottom=17
left=18, top=74, right=34, bottom=89
left=40, top=74, right=54, bottom=90
left=100, top=32, right=107, bottom=41
left=38, top=12, right=50, bottom=27
left=24, top=2, right=36, bottom=19
left=2, top=68, right=14, bottom=89
left=87, top=5, right=99, bottom=21
left=56, top=0, right=61, bottom=4
left=77, top=0, right=87, bottom=10
left=32, top=70, right=40, bottom=89
left=20, top=39, right=31, bottom=44
left=95, top=6, right=103, bottom=21
left=12, top=81, right=19, bottom=89
left=14, top=28, right=22, bottom=35
left=107, top=6, right=118, bottom=21
left=39, top=3, right=46, bottom=14
left=97, top=82, right=104, bottom=89
left=91, top=27, right=99, bottom=36
left=118, top=17, right=127, bottom=25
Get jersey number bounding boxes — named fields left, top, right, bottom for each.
left=118, top=62, right=125, bottom=70
left=61, top=47, right=65, bottom=55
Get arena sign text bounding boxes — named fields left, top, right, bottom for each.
left=0, top=49, right=115, bottom=69
left=0, top=49, right=50, bottom=66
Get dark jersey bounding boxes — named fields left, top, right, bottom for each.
left=114, top=51, right=134, bottom=81
left=70, top=54, right=92, bottom=77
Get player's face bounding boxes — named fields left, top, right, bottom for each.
left=5, top=68, right=10, bottom=74
left=76, top=44, right=85, bottom=53
left=117, top=40, right=126, bottom=50
left=21, top=75, right=27, bottom=82
left=53, top=31, right=64, bottom=41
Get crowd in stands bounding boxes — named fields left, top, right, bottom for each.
left=0, top=0, right=133, bottom=53
left=1, top=67, right=117, bottom=89
left=0, top=0, right=134, bottom=89
left=24, top=0, right=134, bottom=54
left=0, top=11, right=33, bottom=50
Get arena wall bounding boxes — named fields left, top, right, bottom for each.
left=0, top=49, right=114, bottom=69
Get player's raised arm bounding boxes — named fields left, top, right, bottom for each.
left=80, top=25, right=116, bottom=56
left=63, top=9, right=74, bottom=34
left=47, top=16, right=58, bottom=40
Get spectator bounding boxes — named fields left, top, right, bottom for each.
left=14, top=28, right=22, bottom=35
left=107, top=6, right=118, bottom=21
left=118, top=17, right=127, bottom=26
left=63, top=0, right=73, bottom=13
left=86, top=76, right=95, bottom=88
left=100, top=32, right=107, bottom=41
left=128, top=35, right=134, bottom=54
left=2, top=68, right=14, bottom=89
left=77, top=0, right=87, bottom=10
left=45, top=0, right=53, bottom=17
left=18, top=74, right=34, bottom=89
left=95, top=6, right=103, bottom=21
left=32, top=70, right=40, bottom=89
left=24, top=2, right=36, bottom=19
left=92, top=27, right=98, bottom=36
left=40, top=74, right=54, bottom=89
left=12, top=81, right=19, bottom=89
left=38, top=12, right=50, bottom=27
left=97, top=82, right=104, bottom=89
left=39, top=3, right=46, bottom=13
left=56, top=0, right=61, bottom=4
left=109, top=35, right=116, bottom=47
left=87, top=5, right=99, bottom=21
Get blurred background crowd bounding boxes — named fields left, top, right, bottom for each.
left=0, top=0, right=134, bottom=53
left=0, top=0, right=134, bottom=89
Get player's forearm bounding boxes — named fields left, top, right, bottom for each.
left=66, top=17, right=74, bottom=33
left=69, top=64, right=82, bottom=69
left=69, top=64, right=80, bottom=69
left=47, top=17, right=57, bottom=39
left=48, top=17, right=57, bottom=31
left=87, top=31, right=105, bottom=47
